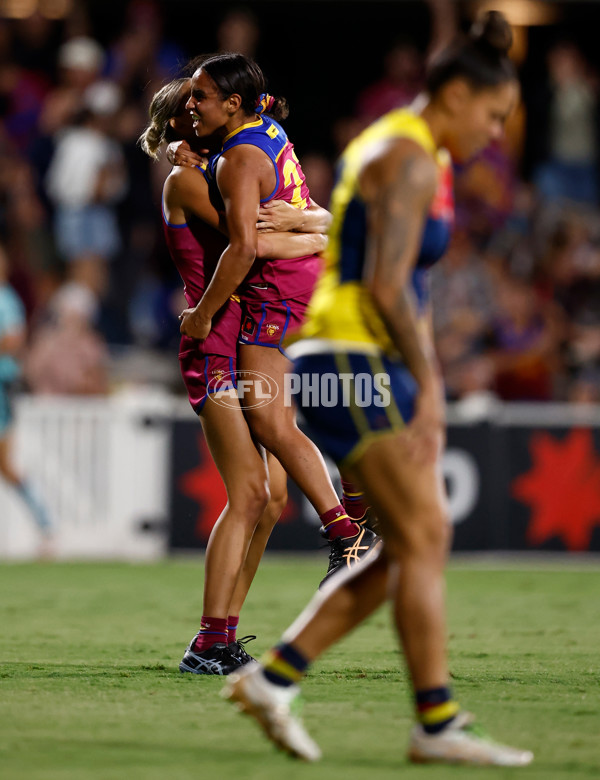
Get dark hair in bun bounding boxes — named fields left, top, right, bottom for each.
left=426, top=10, right=516, bottom=95
left=470, top=10, right=513, bottom=55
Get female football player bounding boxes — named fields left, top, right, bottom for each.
left=140, top=77, right=375, bottom=676
left=223, top=12, right=533, bottom=767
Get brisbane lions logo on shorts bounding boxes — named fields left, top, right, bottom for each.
left=265, top=323, right=280, bottom=337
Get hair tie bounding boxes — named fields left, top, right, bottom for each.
left=255, top=93, right=275, bottom=114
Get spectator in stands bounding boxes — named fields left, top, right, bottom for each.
left=530, top=41, right=600, bottom=206
left=38, top=36, right=105, bottom=139
left=216, top=6, right=260, bottom=58
left=104, top=0, right=187, bottom=100
left=539, top=214, right=600, bottom=400
left=0, top=1, right=594, bottom=405
left=29, top=35, right=106, bottom=227
left=0, top=55, right=51, bottom=155
left=0, top=144, right=59, bottom=313
left=24, top=281, right=109, bottom=396
left=297, top=151, right=334, bottom=208
left=488, top=274, right=566, bottom=401
left=354, top=36, right=424, bottom=125
left=431, top=231, right=497, bottom=399
left=45, top=79, right=128, bottom=299
left=0, top=244, right=52, bottom=540
left=454, top=136, right=519, bottom=245
left=11, top=9, right=60, bottom=77
left=568, top=365, right=600, bottom=403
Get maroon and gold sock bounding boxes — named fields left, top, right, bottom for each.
left=227, top=615, right=239, bottom=644
left=341, top=479, right=368, bottom=521
left=320, top=504, right=360, bottom=540
left=193, top=616, right=228, bottom=652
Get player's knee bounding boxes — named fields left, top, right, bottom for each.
left=247, top=478, right=271, bottom=517
left=266, top=481, right=288, bottom=523
left=385, top=504, right=449, bottom=563
left=230, top=474, right=271, bottom=521
left=245, top=409, right=293, bottom=450
left=410, top=506, right=450, bottom=561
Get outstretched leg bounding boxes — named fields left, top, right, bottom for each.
left=240, top=345, right=340, bottom=516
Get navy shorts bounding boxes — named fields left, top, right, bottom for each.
left=291, top=351, right=417, bottom=466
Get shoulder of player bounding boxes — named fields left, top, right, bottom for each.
left=218, top=143, right=273, bottom=179
left=164, top=165, right=207, bottom=205
left=221, top=142, right=269, bottom=163
left=363, top=137, right=438, bottom=200
left=165, top=164, right=206, bottom=191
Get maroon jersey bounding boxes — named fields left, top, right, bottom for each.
left=205, top=114, right=323, bottom=302
left=162, top=204, right=240, bottom=358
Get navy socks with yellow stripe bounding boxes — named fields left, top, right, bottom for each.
left=262, top=642, right=310, bottom=687
left=416, top=686, right=460, bottom=734
left=262, top=646, right=460, bottom=732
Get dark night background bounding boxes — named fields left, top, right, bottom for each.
left=82, top=0, right=600, bottom=165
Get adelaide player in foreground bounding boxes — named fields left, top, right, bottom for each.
left=223, top=11, right=533, bottom=766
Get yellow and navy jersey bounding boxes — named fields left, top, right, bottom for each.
left=302, top=108, right=454, bottom=354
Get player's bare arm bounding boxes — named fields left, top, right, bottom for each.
left=257, top=200, right=332, bottom=233
left=179, top=145, right=267, bottom=340
left=363, top=139, right=444, bottom=439
left=169, top=168, right=325, bottom=263
left=257, top=230, right=327, bottom=259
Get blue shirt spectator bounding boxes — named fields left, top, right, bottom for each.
left=0, top=282, right=25, bottom=384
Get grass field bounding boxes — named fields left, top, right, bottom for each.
left=1, top=557, right=599, bottom=780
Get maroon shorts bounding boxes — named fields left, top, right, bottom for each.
left=179, top=352, right=237, bottom=414
left=238, top=290, right=312, bottom=353
left=179, top=296, right=241, bottom=414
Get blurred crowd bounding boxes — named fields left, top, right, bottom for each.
left=0, top=0, right=599, bottom=404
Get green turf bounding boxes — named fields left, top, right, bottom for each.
left=0, top=558, right=599, bottom=780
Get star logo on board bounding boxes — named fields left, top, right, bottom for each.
left=179, top=433, right=295, bottom=542
left=179, top=433, right=227, bottom=541
left=511, top=428, right=600, bottom=551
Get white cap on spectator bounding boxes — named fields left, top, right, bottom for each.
left=51, top=282, right=99, bottom=323
left=83, top=80, right=122, bottom=116
left=58, top=36, right=105, bottom=72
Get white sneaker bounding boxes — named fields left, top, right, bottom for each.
left=221, top=662, right=322, bottom=762
left=408, top=711, right=533, bottom=766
